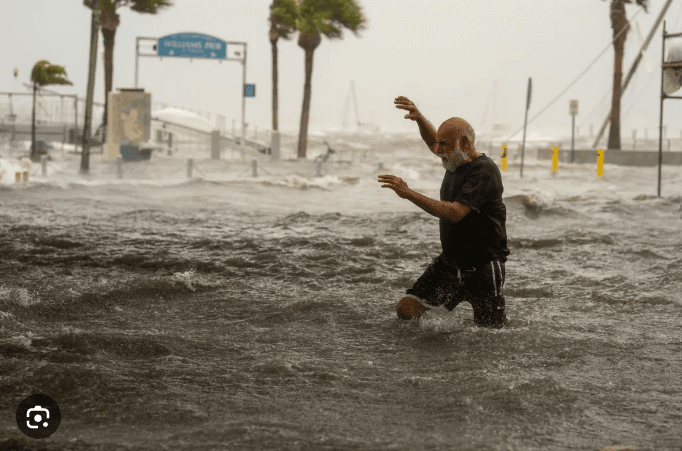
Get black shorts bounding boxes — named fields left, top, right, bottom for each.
left=405, top=254, right=507, bottom=326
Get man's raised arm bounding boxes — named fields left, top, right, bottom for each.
left=416, top=115, right=437, bottom=153
left=394, top=96, right=438, bottom=155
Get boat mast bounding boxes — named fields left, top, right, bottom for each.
left=351, top=80, right=362, bottom=127
left=342, top=89, right=351, bottom=128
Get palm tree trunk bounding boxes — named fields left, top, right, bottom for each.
left=297, top=48, right=315, bottom=158
left=81, top=0, right=100, bottom=174
left=31, top=83, right=37, bottom=161
left=101, top=27, right=116, bottom=132
left=607, top=0, right=628, bottom=150
left=271, top=39, right=279, bottom=132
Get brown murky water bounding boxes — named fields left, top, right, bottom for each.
left=1, top=137, right=681, bottom=450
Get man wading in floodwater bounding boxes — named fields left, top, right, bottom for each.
left=378, top=96, right=510, bottom=328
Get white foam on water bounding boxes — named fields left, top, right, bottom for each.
left=268, top=174, right=343, bottom=190
left=0, top=285, right=39, bottom=307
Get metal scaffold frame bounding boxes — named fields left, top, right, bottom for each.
left=656, top=20, right=682, bottom=197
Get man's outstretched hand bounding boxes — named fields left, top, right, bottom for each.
left=394, top=96, right=423, bottom=121
left=378, top=174, right=412, bottom=199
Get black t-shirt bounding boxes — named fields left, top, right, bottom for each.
left=439, top=153, right=510, bottom=268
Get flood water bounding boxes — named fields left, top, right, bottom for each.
left=1, top=133, right=681, bottom=450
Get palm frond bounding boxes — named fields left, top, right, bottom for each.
left=635, top=0, right=649, bottom=13
left=298, top=0, right=366, bottom=39
left=600, top=0, right=649, bottom=14
left=271, top=0, right=299, bottom=40
left=83, top=0, right=117, bottom=13
left=83, top=0, right=171, bottom=13
left=31, top=61, right=73, bottom=86
left=126, top=0, right=174, bottom=14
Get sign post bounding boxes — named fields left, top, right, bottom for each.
left=243, top=83, right=255, bottom=157
left=239, top=46, right=247, bottom=158
left=520, top=77, right=532, bottom=179
left=569, top=100, right=578, bottom=163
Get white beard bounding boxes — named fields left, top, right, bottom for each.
left=441, top=145, right=468, bottom=172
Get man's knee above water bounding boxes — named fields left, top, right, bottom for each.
left=396, top=296, right=429, bottom=320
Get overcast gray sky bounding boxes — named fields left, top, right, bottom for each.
left=2, top=0, right=682, bottom=139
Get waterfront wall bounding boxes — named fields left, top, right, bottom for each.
left=537, top=147, right=682, bottom=166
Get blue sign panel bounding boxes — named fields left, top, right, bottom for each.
left=157, top=33, right=227, bottom=60
left=244, top=84, right=256, bottom=97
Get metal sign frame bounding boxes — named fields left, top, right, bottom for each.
left=134, top=35, right=250, bottom=153
left=656, top=21, right=682, bottom=197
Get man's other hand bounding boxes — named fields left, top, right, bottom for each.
left=378, top=174, right=412, bottom=199
left=394, top=96, right=423, bottom=121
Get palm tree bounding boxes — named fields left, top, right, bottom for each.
left=269, top=0, right=298, bottom=133
left=83, top=0, right=173, bottom=137
left=30, top=61, right=72, bottom=161
left=602, top=0, right=649, bottom=150
left=271, top=0, right=366, bottom=158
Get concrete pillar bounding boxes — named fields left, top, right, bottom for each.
left=104, top=89, right=151, bottom=162
left=251, top=158, right=258, bottom=177
left=315, top=160, right=322, bottom=177
left=41, top=155, right=47, bottom=177
left=271, top=130, right=280, bottom=159
left=187, top=158, right=193, bottom=178
left=211, top=130, right=220, bottom=160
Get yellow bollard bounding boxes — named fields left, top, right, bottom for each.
left=552, top=146, right=559, bottom=172
left=15, top=172, right=21, bottom=183
left=501, top=144, right=507, bottom=171
left=597, top=149, right=604, bottom=177
left=23, top=171, right=29, bottom=183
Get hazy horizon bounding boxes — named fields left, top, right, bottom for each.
left=2, top=0, right=682, bottom=141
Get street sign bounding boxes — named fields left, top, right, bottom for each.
left=570, top=100, right=578, bottom=115
left=244, top=84, right=255, bottom=97
left=157, top=33, right=227, bottom=60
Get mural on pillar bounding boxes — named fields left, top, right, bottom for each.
left=121, top=108, right=145, bottom=143
left=119, top=96, right=150, bottom=145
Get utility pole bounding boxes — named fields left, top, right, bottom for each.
left=81, top=0, right=100, bottom=174
left=520, top=77, right=532, bottom=178
left=570, top=100, right=578, bottom=163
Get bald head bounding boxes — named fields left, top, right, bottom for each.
left=437, top=117, right=476, bottom=154
left=434, top=118, right=480, bottom=171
